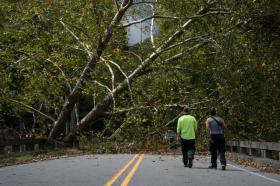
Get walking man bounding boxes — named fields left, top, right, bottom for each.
left=177, top=107, right=198, bottom=168
left=206, top=107, right=227, bottom=170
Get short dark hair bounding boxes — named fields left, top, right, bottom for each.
left=183, top=106, right=190, bottom=113
left=209, top=107, right=216, bottom=116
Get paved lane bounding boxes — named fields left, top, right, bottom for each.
left=0, top=154, right=136, bottom=186
left=0, top=154, right=279, bottom=186
left=130, top=155, right=280, bottom=186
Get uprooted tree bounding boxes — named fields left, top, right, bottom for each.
left=1, top=0, right=279, bottom=143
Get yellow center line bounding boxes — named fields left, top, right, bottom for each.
left=120, top=154, right=145, bottom=186
left=104, top=154, right=139, bottom=186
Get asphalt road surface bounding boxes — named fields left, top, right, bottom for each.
left=0, top=154, right=279, bottom=186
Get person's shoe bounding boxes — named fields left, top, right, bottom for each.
left=208, top=165, right=217, bottom=169
left=188, top=159, right=193, bottom=168
left=183, top=160, right=188, bottom=167
left=221, top=165, right=226, bottom=170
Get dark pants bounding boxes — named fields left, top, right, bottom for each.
left=181, top=139, right=195, bottom=165
left=209, top=134, right=226, bottom=166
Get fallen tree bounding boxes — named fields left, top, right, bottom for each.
left=1, top=0, right=230, bottom=143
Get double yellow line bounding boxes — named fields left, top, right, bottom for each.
left=104, top=154, right=145, bottom=186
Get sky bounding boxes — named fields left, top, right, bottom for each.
left=124, top=2, right=159, bottom=45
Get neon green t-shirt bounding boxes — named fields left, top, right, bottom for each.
left=177, top=115, right=197, bottom=140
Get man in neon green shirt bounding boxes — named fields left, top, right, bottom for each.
left=177, top=107, right=198, bottom=168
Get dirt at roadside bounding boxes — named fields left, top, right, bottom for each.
left=227, top=153, right=280, bottom=174
left=0, top=149, right=88, bottom=168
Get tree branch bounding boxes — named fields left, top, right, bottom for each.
left=120, top=11, right=229, bottom=28
left=163, top=41, right=210, bottom=63
left=161, top=35, right=209, bottom=53
left=46, top=58, right=72, bottom=91
left=105, top=62, right=115, bottom=90
left=121, top=15, right=184, bottom=28
left=70, top=0, right=133, bottom=95
left=60, top=19, right=92, bottom=59
left=114, top=0, right=120, bottom=11
left=94, top=80, right=116, bottom=110
left=100, top=103, right=209, bottom=118
left=123, top=51, right=143, bottom=63
left=101, top=57, right=134, bottom=104
left=147, top=1, right=157, bottom=48
left=100, top=106, right=155, bottom=117
left=151, top=66, right=201, bottom=73
left=6, top=98, right=55, bottom=122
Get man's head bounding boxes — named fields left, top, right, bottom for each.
left=208, top=107, right=216, bottom=116
left=183, top=106, right=190, bottom=114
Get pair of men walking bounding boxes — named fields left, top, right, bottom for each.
left=176, top=107, right=227, bottom=170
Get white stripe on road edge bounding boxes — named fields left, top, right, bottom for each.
left=228, top=164, right=280, bottom=184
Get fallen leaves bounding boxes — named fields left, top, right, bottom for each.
left=227, top=154, right=280, bottom=174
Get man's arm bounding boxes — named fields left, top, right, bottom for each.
left=194, top=118, right=198, bottom=131
left=177, top=132, right=180, bottom=143
left=206, top=118, right=214, bottom=143
left=194, top=118, right=198, bottom=139
left=177, top=119, right=181, bottom=143
left=220, top=117, right=226, bottom=129
left=205, top=118, right=210, bottom=134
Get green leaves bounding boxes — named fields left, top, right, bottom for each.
left=1, top=0, right=279, bottom=142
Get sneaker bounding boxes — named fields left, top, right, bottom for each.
left=208, top=165, right=217, bottom=169
left=221, top=165, right=226, bottom=170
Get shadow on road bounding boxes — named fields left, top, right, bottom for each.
left=191, top=167, right=243, bottom=172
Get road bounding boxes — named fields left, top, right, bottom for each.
left=0, top=154, right=279, bottom=186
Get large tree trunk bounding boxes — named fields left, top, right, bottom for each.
left=48, top=92, right=79, bottom=139
left=48, top=0, right=133, bottom=140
